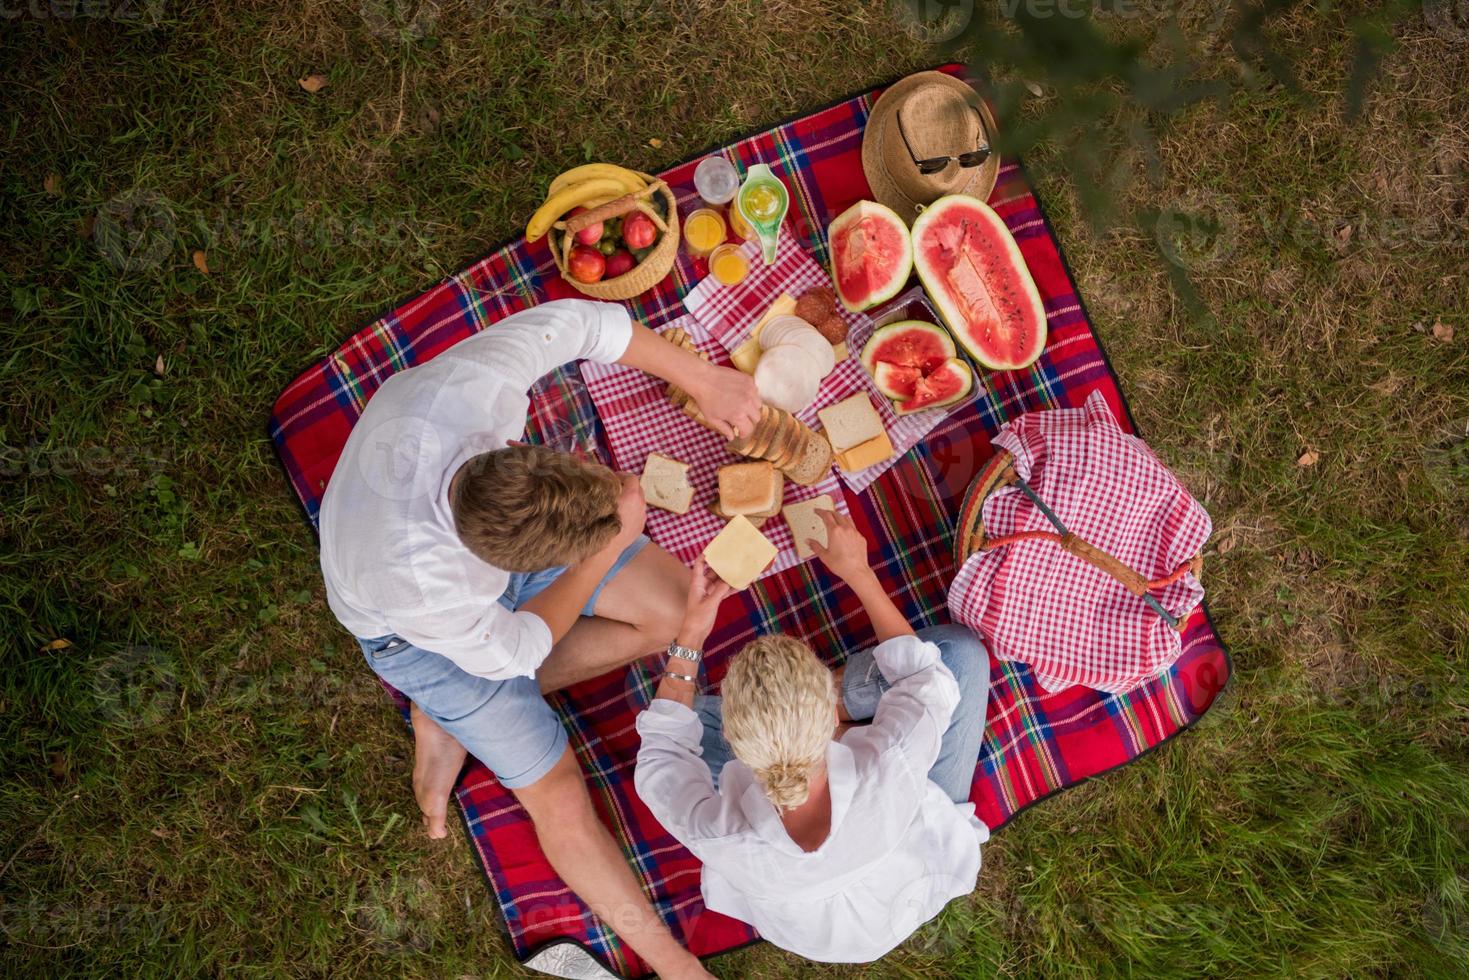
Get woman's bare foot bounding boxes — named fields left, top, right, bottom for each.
left=409, top=702, right=467, bottom=839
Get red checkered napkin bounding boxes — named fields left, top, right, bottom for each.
left=948, top=391, right=1212, bottom=694
left=683, top=234, right=960, bottom=494
left=579, top=314, right=847, bottom=579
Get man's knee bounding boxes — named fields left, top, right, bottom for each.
left=512, top=748, right=598, bottom=826
left=636, top=584, right=684, bottom=646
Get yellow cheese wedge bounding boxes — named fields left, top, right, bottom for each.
left=703, top=515, right=778, bottom=590
left=730, top=337, right=763, bottom=375
left=835, top=431, right=895, bottom=472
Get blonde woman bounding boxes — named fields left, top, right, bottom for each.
left=634, top=510, right=991, bottom=963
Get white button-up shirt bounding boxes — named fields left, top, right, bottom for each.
left=318, top=299, right=633, bottom=679
left=634, top=634, right=989, bottom=963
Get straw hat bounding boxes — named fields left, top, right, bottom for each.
left=861, top=71, right=1000, bottom=225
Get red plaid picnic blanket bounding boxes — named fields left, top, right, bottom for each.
left=949, top=390, right=1212, bottom=693
left=268, top=65, right=1232, bottom=978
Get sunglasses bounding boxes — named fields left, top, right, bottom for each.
left=896, top=102, right=991, bottom=175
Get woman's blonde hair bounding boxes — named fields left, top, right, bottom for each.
left=721, top=635, right=836, bottom=810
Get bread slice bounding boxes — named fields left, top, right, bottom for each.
left=717, top=461, right=782, bottom=517
left=781, top=428, right=834, bottom=486
left=782, top=494, right=835, bottom=559
left=640, top=453, right=694, bottom=514
left=751, top=408, right=784, bottom=459
left=835, top=430, right=895, bottom=471
left=704, top=515, right=778, bottom=590
left=767, top=411, right=801, bottom=468
left=817, top=393, right=885, bottom=453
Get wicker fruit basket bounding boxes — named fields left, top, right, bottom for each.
left=551, top=173, right=679, bottom=300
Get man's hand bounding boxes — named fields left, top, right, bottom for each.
left=599, top=473, right=646, bottom=558
left=808, top=509, right=873, bottom=585
left=677, top=557, right=735, bottom=649
left=688, top=363, right=762, bottom=442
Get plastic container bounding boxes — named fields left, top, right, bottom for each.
left=693, top=156, right=739, bottom=205
left=867, top=284, right=943, bottom=332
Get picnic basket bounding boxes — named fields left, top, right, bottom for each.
left=954, top=450, right=1204, bottom=631
left=552, top=173, right=680, bottom=300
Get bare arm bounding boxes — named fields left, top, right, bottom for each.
left=618, top=322, right=762, bottom=441
left=651, top=558, right=734, bottom=709
left=518, top=473, right=646, bottom=644
left=808, top=509, right=915, bottom=643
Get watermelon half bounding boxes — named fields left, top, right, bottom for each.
left=828, top=200, right=913, bottom=312
left=911, top=194, right=1047, bottom=371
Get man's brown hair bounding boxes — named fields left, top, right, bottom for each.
left=450, top=445, right=622, bottom=573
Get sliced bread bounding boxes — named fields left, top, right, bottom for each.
left=782, top=494, right=835, bottom=559
left=781, top=428, right=834, bottom=486
left=640, top=453, right=694, bottom=514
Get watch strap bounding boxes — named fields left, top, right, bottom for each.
left=666, top=642, right=702, bottom=664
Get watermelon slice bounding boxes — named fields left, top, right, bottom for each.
left=860, top=320, right=954, bottom=376
left=861, top=320, right=973, bottom=415
left=828, top=200, right=913, bottom=312
left=895, top=357, right=973, bottom=415
left=911, top=195, right=1046, bottom=371
left=872, top=361, right=922, bottom=399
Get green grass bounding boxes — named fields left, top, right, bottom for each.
left=3, top=1, right=1467, bottom=977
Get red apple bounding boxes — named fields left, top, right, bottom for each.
left=567, top=244, right=606, bottom=283
left=621, top=211, right=657, bottom=250
left=568, top=206, right=603, bottom=246
left=604, top=249, right=636, bottom=278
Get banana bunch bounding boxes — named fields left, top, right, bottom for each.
left=526, top=163, right=647, bottom=242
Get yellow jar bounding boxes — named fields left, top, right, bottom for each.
left=708, top=243, right=749, bottom=286
left=683, top=208, right=726, bottom=258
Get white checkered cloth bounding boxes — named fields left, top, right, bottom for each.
left=947, top=391, right=1212, bottom=694
left=580, top=314, right=847, bottom=582
left=682, top=234, right=965, bottom=493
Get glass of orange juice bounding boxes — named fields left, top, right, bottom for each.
left=683, top=208, right=726, bottom=258
left=707, top=243, right=749, bottom=286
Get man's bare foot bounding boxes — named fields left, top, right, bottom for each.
left=656, top=960, right=716, bottom=980
left=409, top=702, right=467, bottom=840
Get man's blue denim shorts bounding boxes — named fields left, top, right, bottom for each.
left=357, top=535, right=650, bottom=790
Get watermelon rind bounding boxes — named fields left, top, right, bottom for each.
left=859, top=320, right=955, bottom=378
left=895, top=357, right=974, bottom=415
left=828, top=200, right=914, bottom=312
left=911, top=194, right=1047, bottom=372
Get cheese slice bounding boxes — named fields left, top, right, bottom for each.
left=703, top=515, right=778, bottom=590
left=730, top=337, right=763, bottom=375
left=835, top=431, right=895, bottom=472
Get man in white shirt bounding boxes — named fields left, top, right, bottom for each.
left=319, top=298, right=759, bottom=979
left=634, top=510, right=992, bottom=964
